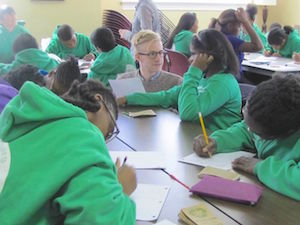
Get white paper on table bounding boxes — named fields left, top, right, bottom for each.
left=154, top=219, right=177, bottom=225
left=109, top=151, right=166, bottom=169
left=109, top=77, right=145, bottom=97
left=178, top=151, right=255, bottom=170
left=131, top=184, right=170, bottom=221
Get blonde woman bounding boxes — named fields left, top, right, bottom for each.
left=117, top=30, right=182, bottom=92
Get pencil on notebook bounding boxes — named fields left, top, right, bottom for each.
left=198, top=112, right=212, bottom=157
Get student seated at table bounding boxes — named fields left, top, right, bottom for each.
left=0, top=33, right=59, bottom=76
left=118, top=29, right=242, bottom=132
left=46, top=24, right=97, bottom=61
left=209, top=8, right=263, bottom=81
left=117, top=30, right=182, bottom=92
left=88, top=27, right=135, bottom=86
left=193, top=74, right=300, bottom=201
left=265, top=26, right=300, bottom=63
left=0, top=64, right=46, bottom=113
left=0, top=5, right=29, bottom=64
left=165, top=12, right=198, bottom=58
left=0, top=79, right=136, bottom=224
left=47, top=57, right=86, bottom=95
left=239, top=4, right=267, bottom=49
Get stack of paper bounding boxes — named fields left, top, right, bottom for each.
left=132, top=184, right=170, bottom=221
left=124, top=109, right=157, bottom=118
left=178, top=203, right=224, bottom=225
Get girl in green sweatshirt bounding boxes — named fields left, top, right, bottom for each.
left=118, top=29, right=242, bottom=132
left=193, top=74, right=300, bottom=201
left=165, top=12, right=198, bottom=58
left=0, top=80, right=136, bottom=224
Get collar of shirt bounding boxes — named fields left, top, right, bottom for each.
left=138, top=70, right=161, bottom=81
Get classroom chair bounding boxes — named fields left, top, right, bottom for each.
left=239, top=83, right=256, bottom=107
left=162, top=49, right=190, bottom=77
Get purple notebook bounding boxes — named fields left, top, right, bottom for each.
left=190, top=175, right=263, bottom=205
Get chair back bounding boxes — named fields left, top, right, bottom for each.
left=239, top=83, right=256, bottom=107
left=162, top=49, right=190, bottom=77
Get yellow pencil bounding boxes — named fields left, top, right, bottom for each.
left=198, top=112, right=212, bottom=157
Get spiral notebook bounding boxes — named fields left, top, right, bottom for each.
left=190, top=175, right=263, bottom=205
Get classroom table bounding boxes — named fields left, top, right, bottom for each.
left=115, top=106, right=300, bottom=225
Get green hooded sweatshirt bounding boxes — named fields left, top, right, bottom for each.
left=0, top=48, right=59, bottom=76
left=278, top=30, right=300, bottom=58
left=88, top=45, right=135, bottom=86
left=126, top=66, right=242, bottom=132
left=0, top=82, right=136, bottom=225
left=210, top=120, right=300, bottom=201
left=46, top=32, right=98, bottom=59
left=0, top=24, right=28, bottom=64
left=239, top=23, right=268, bottom=49
left=174, top=30, right=194, bottom=57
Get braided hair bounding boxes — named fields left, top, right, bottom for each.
left=62, top=79, right=118, bottom=119
left=247, top=73, right=300, bottom=138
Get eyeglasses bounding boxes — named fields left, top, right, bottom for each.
left=100, top=99, right=120, bottom=143
left=138, top=50, right=167, bottom=59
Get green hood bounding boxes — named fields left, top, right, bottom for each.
left=0, top=81, right=86, bottom=142
left=174, top=30, right=193, bottom=42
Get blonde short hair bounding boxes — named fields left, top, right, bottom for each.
left=132, top=30, right=161, bottom=52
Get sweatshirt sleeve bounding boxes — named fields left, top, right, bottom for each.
left=254, top=157, right=300, bottom=201
left=178, top=66, right=236, bottom=121
left=46, top=39, right=64, bottom=59
left=138, top=4, right=153, bottom=30
left=126, top=85, right=181, bottom=108
left=210, top=120, right=255, bottom=153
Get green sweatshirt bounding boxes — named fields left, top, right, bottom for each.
left=278, top=30, right=300, bottom=58
left=0, top=48, right=59, bottom=76
left=46, top=32, right=98, bottom=59
left=88, top=45, right=135, bottom=86
left=174, top=30, right=194, bottom=57
left=240, top=23, right=268, bottom=49
left=210, top=120, right=300, bottom=201
left=127, top=66, right=242, bottom=131
left=0, top=82, right=135, bottom=225
left=0, top=24, right=28, bottom=64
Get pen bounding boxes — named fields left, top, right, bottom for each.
left=163, top=170, right=190, bottom=190
left=198, top=112, right=212, bottom=157
left=122, top=156, right=127, bottom=166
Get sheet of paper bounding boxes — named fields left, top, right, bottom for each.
left=126, top=109, right=157, bottom=118
left=109, top=151, right=166, bottom=169
left=179, top=152, right=255, bottom=170
left=131, top=184, right=170, bottom=221
left=109, top=77, right=145, bottom=97
left=198, top=166, right=240, bottom=180
left=154, top=219, right=177, bottom=225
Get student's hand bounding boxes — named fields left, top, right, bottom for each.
left=119, top=29, right=130, bottom=40
left=193, top=134, right=217, bottom=157
left=191, top=53, right=214, bottom=71
left=83, top=53, right=95, bottom=61
left=117, top=96, right=127, bottom=107
left=292, top=52, right=300, bottom=63
left=272, top=53, right=281, bottom=57
left=117, top=164, right=137, bottom=196
left=235, top=8, right=248, bottom=24
left=232, top=156, right=261, bottom=174
left=264, top=50, right=273, bottom=57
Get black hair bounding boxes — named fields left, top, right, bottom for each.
left=3, top=64, right=46, bottom=90
left=62, top=79, right=118, bottom=119
left=268, top=26, right=294, bottom=46
left=13, top=33, right=39, bottom=54
left=90, top=27, right=116, bottom=52
left=57, top=24, right=74, bottom=41
left=209, top=9, right=238, bottom=34
left=52, top=57, right=85, bottom=95
left=269, top=22, right=282, bottom=31
left=246, top=73, right=300, bottom=138
left=246, top=4, right=258, bottom=21
left=0, top=5, right=15, bottom=19
left=165, top=12, right=197, bottom=49
left=191, top=29, right=239, bottom=77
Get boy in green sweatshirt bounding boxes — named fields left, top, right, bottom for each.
left=88, top=27, right=135, bottom=86
left=0, top=5, right=28, bottom=64
left=0, top=79, right=136, bottom=224
left=193, top=74, right=300, bottom=201
left=118, top=29, right=242, bottom=132
left=0, top=33, right=59, bottom=76
left=46, top=24, right=98, bottom=60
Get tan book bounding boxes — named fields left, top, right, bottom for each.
left=198, top=166, right=240, bottom=181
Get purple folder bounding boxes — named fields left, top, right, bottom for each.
left=190, top=175, right=263, bottom=205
